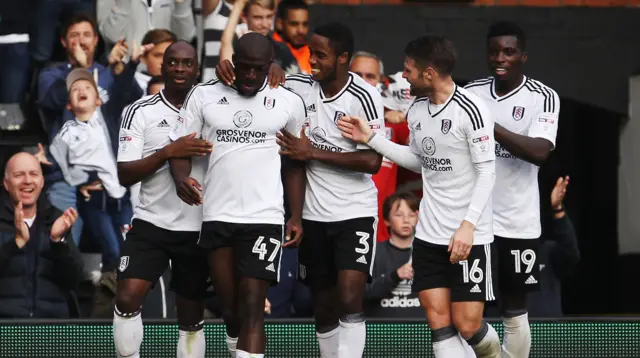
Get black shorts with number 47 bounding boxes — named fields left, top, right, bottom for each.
left=298, top=216, right=378, bottom=289
left=199, top=221, right=284, bottom=284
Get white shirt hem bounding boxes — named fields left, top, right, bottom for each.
left=302, top=210, right=378, bottom=223
left=203, top=215, right=284, bottom=225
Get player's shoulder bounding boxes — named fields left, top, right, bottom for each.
left=185, top=79, right=224, bottom=101
left=455, top=85, right=487, bottom=105
left=463, top=77, right=493, bottom=96
left=523, top=77, right=559, bottom=97
left=345, top=73, right=382, bottom=120
left=273, top=84, right=306, bottom=106
left=121, top=93, right=162, bottom=129
left=348, top=72, right=381, bottom=98
left=285, top=73, right=314, bottom=86
left=406, top=97, right=429, bottom=126
left=452, top=87, right=490, bottom=127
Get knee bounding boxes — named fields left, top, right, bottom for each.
left=501, top=292, right=528, bottom=312
left=313, top=299, right=339, bottom=330
left=239, top=294, right=264, bottom=323
left=338, top=289, right=362, bottom=314
left=452, top=317, right=482, bottom=339
left=116, top=290, right=144, bottom=314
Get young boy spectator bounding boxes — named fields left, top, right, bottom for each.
left=364, top=192, right=423, bottom=318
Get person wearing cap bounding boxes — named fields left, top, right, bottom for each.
left=49, top=65, right=138, bottom=272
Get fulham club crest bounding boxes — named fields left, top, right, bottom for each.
left=512, top=106, right=525, bottom=121
left=334, top=111, right=346, bottom=125
left=264, top=97, right=276, bottom=110
left=441, top=119, right=452, bottom=134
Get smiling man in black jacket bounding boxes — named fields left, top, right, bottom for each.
left=0, top=152, right=84, bottom=318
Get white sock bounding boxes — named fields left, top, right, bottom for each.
left=236, top=350, right=264, bottom=358
left=433, top=336, right=468, bottom=358
left=113, top=308, right=143, bottom=358
left=466, top=322, right=500, bottom=358
left=177, top=329, right=206, bottom=358
left=432, top=326, right=467, bottom=358
left=316, top=325, right=340, bottom=357
left=502, top=313, right=531, bottom=358
left=337, top=316, right=366, bottom=358
left=460, top=334, right=477, bottom=357
left=226, top=334, right=238, bottom=358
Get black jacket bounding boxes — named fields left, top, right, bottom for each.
left=0, top=191, right=84, bottom=318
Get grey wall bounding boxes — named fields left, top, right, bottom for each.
left=310, top=5, right=640, bottom=114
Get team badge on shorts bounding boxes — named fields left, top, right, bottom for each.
left=264, top=97, right=276, bottom=110
left=441, top=119, right=452, bottom=134
left=119, top=256, right=129, bottom=272
left=512, top=106, right=525, bottom=121
left=334, top=111, right=346, bottom=125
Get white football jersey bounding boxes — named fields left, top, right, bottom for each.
left=408, top=85, right=495, bottom=246
left=285, top=72, right=385, bottom=222
left=465, top=76, right=560, bottom=239
left=117, top=91, right=206, bottom=232
left=172, top=80, right=307, bottom=225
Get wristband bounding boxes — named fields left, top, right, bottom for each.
left=552, top=205, right=564, bottom=213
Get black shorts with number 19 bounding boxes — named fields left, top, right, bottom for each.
left=298, top=217, right=378, bottom=290
left=199, top=221, right=284, bottom=285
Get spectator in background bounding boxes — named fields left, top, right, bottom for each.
left=30, top=0, right=95, bottom=65
left=350, top=51, right=383, bottom=89
left=135, top=29, right=178, bottom=93
left=219, top=0, right=300, bottom=74
left=97, top=0, right=195, bottom=51
left=484, top=176, right=579, bottom=318
left=364, top=192, right=422, bottom=318
left=0, top=0, right=34, bottom=103
left=0, top=152, right=83, bottom=318
left=146, top=76, right=166, bottom=96
left=201, top=0, right=235, bottom=81
left=273, top=0, right=310, bottom=74
left=49, top=64, right=139, bottom=272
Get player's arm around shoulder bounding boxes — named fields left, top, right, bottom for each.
left=283, top=73, right=314, bottom=98
left=461, top=91, right=496, bottom=165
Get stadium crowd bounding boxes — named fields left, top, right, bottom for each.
left=0, top=0, right=580, bottom=357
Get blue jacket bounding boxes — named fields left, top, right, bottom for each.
left=0, top=191, right=84, bottom=318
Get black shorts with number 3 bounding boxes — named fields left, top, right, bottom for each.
left=298, top=216, right=377, bottom=290
left=494, top=236, right=541, bottom=294
left=199, top=221, right=284, bottom=284
left=412, top=239, right=496, bottom=302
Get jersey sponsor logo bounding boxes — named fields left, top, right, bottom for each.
left=306, top=104, right=316, bottom=113
left=441, top=119, right=451, bottom=134
left=310, top=127, right=327, bottom=143
left=215, top=128, right=267, bottom=144
left=414, top=122, right=422, bottom=131
left=264, top=97, right=276, bottom=110
left=512, top=106, right=525, bottom=121
left=495, top=143, right=517, bottom=159
left=420, top=156, right=453, bottom=172
left=233, top=110, right=253, bottom=128
left=217, top=97, right=229, bottom=105
left=380, top=296, right=420, bottom=308
left=538, top=113, right=556, bottom=124
left=310, top=127, right=343, bottom=152
left=333, top=111, right=346, bottom=125
left=119, top=136, right=132, bottom=142
left=369, top=124, right=381, bottom=129
left=421, top=137, right=436, bottom=156
left=157, top=119, right=170, bottom=128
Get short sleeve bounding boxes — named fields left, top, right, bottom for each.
left=527, top=88, right=560, bottom=148
left=170, top=86, right=205, bottom=141
left=356, top=88, right=386, bottom=150
left=284, top=74, right=313, bottom=99
left=117, top=105, right=145, bottom=162
left=284, top=94, right=308, bottom=139
left=463, top=99, right=496, bottom=164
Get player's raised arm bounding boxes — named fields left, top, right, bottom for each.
left=338, top=115, right=422, bottom=174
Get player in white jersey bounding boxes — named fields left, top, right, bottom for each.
left=338, top=35, right=501, bottom=358
left=464, top=21, right=560, bottom=358
left=113, top=42, right=213, bottom=358
left=276, top=23, right=384, bottom=358
left=170, top=33, right=307, bottom=358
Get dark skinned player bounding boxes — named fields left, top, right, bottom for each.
left=465, top=21, right=561, bottom=358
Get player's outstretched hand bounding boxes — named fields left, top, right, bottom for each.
left=165, top=132, right=213, bottom=158
left=267, top=63, right=285, bottom=89
left=283, top=216, right=303, bottom=248
left=448, top=220, right=474, bottom=263
left=337, top=116, right=372, bottom=144
left=216, top=60, right=236, bottom=86
left=551, top=175, right=570, bottom=209
left=277, top=128, right=314, bottom=161
left=175, top=177, right=203, bottom=206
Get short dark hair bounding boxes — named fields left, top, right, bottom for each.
left=147, top=76, right=165, bottom=95
left=382, top=192, right=420, bottom=221
left=404, top=35, right=457, bottom=76
left=277, top=0, right=308, bottom=20
left=61, top=13, right=98, bottom=38
left=487, top=21, right=527, bottom=51
left=142, top=29, right=177, bottom=46
left=313, top=22, right=355, bottom=61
